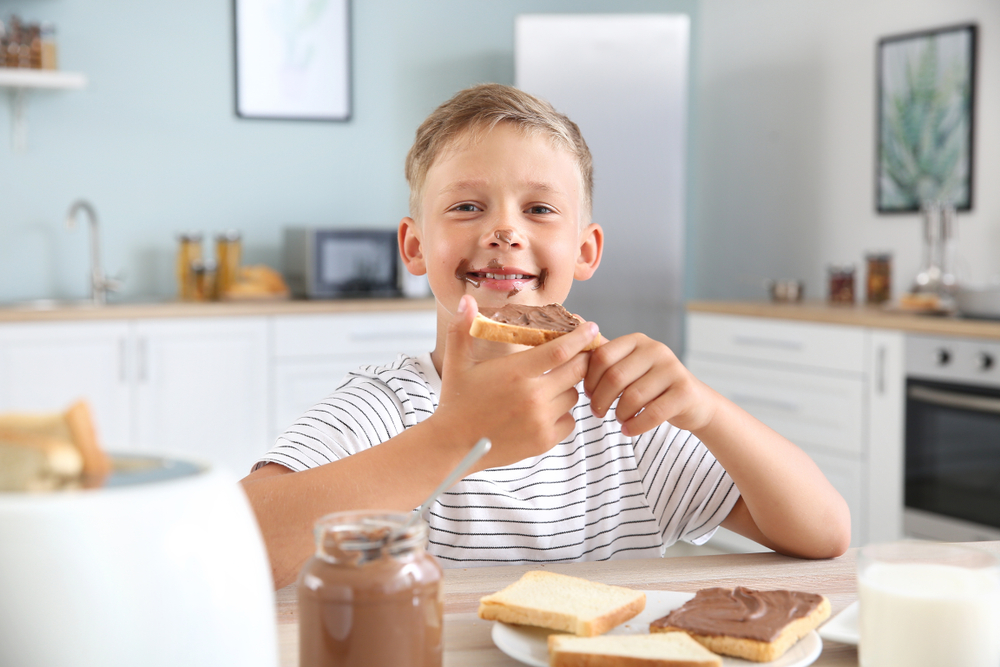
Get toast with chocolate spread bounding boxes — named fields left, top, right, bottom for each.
left=649, top=587, right=831, bottom=662
left=470, top=303, right=600, bottom=350
left=478, top=570, right=645, bottom=637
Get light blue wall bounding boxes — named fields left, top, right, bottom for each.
left=0, top=0, right=697, bottom=302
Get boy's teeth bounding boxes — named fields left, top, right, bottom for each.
left=484, top=273, right=528, bottom=280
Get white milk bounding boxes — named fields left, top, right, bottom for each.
left=859, top=562, right=1000, bottom=667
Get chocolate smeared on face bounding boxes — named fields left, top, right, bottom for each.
left=507, top=287, right=521, bottom=298
left=532, top=268, right=549, bottom=290
left=494, top=229, right=513, bottom=248
left=478, top=303, right=580, bottom=333
left=454, top=259, right=481, bottom=288
left=486, top=258, right=504, bottom=270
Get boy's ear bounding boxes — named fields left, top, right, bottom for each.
left=398, top=217, right=426, bottom=275
left=574, top=222, right=603, bottom=281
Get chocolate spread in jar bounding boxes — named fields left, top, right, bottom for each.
left=478, top=303, right=580, bottom=333
left=650, top=587, right=824, bottom=642
left=298, top=511, right=443, bottom=667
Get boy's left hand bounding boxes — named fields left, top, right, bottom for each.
left=584, top=334, right=718, bottom=437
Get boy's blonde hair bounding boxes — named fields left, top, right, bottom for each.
left=405, top=83, right=593, bottom=222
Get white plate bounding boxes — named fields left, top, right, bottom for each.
left=817, top=601, right=858, bottom=645
left=491, top=590, right=823, bottom=667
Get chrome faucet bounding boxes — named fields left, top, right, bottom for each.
left=65, top=199, right=120, bottom=305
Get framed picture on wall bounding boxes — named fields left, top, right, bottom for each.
left=876, top=23, right=976, bottom=212
left=234, top=0, right=351, bottom=121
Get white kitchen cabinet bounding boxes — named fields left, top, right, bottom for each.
left=0, top=316, right=269, bottom=476
left=0, top=320, right=132, bottom=449
left=685, top=312, right=905, bottom=550
left=271, top=311, right=437, bottom=442
left=131, top=317, right=269, bottom=476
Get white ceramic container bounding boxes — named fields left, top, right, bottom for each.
left=0, top=454, right=277, bottom=667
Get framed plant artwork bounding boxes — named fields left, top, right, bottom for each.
left=876, top=24, right=976, bottom=212
left=234, top=0, right=351, bottom=121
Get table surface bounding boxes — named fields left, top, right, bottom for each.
left=272, top=542, right=1000, bottom=666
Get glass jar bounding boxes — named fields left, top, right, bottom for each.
left=828, top=264, right=855, bottom=305
left=298, top=511, right=443, bottom=667
left=176, top=232, right=203, bottom=301
left=215, top=230, right=242, bottom=298
left=866, top=253, right=892, bottom=304
left=191, top=259, right=216, bottom=301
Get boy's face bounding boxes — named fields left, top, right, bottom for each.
left=400, top=123, right=603, bottom=319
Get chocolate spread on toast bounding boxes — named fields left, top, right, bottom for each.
left=650, top=587, right=824, bottom=642
left=478, top=303, right=580, bottom=333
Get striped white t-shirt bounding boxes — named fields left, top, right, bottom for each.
left=255, top=353, right=740, bottom=567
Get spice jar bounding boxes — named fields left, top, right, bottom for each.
left=176, top=232, right=203, bottom=301
left=215, top=230, right=242, bottom=298
left=866, top=253, right=892, bottom=304
left=828, top=264, right=855, bottom=305
left=191, top=259, right=216, bottom=301
left=298, top=511, right=443, bottom=667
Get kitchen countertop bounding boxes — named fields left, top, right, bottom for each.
left=687, top=300, right=1000, bottom=339
left=273, top=541, right=1000, bottom=666
left=0, top=297, right=436, bottom=323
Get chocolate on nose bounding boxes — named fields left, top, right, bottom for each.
left=494, top=229, right=514, bottom=247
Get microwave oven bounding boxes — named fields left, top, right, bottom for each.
left=284, top=228, right=402, bottom=298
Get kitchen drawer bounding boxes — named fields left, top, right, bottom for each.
left=688, top=356, right=865, bottom=457
left=273, top=311, right=437, bottom=359
left=687, top=313, right=865, bottom=374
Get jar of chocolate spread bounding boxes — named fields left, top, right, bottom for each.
left=298, top=511, right=443, bottom=667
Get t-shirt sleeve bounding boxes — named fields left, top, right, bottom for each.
left=253, top=372, right=408, bottom=473
left=632, top=423, right=741, bottom=547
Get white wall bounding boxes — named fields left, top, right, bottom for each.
left=690, top=0, right=1000, bottom=302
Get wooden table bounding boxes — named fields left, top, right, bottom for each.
left=275, top=542, right=1000, bottom=666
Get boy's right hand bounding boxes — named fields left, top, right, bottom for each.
left=434, top=295, right=599, bottom=470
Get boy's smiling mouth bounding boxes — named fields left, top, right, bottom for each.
left=455, top=259, right=548, bottom=296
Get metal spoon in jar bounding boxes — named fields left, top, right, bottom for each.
left=388, top=437, right=492, bottom=542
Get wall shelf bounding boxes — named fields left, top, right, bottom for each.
left=0, top=68, right=88, bottom=151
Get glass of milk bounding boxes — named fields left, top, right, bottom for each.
left=858, top=540, right=1000, bottom=667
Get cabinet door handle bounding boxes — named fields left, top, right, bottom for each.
left=732, top=335, right=804, bottom=351
left=876, top=346, right=886, bottom=395
left=137, top=337, right=148, bottom=383
left=119, top=338, right=128, bottom=383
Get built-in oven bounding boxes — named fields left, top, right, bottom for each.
left=905, top=333, right=1000, bottom=541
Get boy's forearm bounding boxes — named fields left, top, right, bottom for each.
left=241, top=416, right=478, bottom=589
left=692, top=393, right=851, bottom=559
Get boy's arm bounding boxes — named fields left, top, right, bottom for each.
left=584, top=334, right=851, bottom=560
left=242, top=295, right=601, bottom=589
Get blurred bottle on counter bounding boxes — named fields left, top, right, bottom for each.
left=215, top=231, right=242, bottom=298
left=191, top=259, right=217, bottom=302
left=176, top=232, right=203, bottom=301
left=828, top=264, right=855, bottom=305
left=866, top=253, right=892, bottom=304
left=40, top=22, right=57, bottom=70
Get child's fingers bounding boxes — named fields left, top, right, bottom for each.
left=522, top=321, right=600, bottom=378
left=442, top=295, right=478, bottom=376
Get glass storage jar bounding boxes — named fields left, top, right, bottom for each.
left=298, top=511, right=443, bottom=667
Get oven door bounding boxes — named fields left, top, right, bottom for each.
left=905, top=378, right=1000, bottom=540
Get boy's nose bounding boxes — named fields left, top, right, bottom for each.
left=486, top=228, right=521, bottom=249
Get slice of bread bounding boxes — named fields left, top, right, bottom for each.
left=0, top=400, right=110, bottom=491
left=549, top=632, right=723, bottom=667
left=469, top=303, right=601, bottom=351
left=478, top=570, right=646, bottom=637
left=651, top=589, right=830, bottom=663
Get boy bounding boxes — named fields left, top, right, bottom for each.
left=242, top=84, right=850, bottom=589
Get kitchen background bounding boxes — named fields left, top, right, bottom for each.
left=1, top=0, right=997, bottom=310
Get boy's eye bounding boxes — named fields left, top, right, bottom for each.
left=451, top=203, right=481, bottom=213
left=526, top=205, right=554, bottom=215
